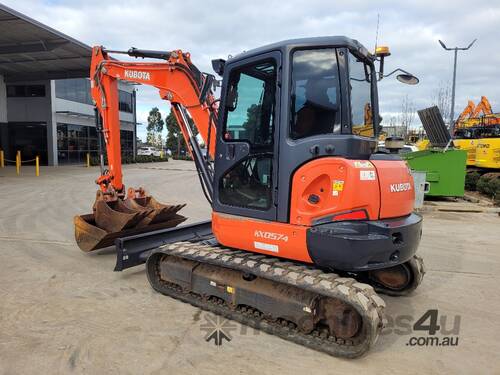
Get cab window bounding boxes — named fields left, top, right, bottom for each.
left=224, top=61, right=276, bottom=146
left=219, top=60, right=276, bottom=210
left=348, top=52, right=374, bottom=137
left=290, top=48, right=341, bottom=140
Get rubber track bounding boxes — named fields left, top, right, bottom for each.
left=146, top=241, right=387, bottom=358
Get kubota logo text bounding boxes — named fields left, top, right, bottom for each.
left=124, top=70, right=151, bottom=80
left=390, top=183, right=412, bottom=193
left=254, top=230, right=289, bottom=242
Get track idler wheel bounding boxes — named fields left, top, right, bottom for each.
left=367, top=256, right=425, bottom=296
left=368, top=263, right=411, bottom=291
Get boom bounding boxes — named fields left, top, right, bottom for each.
left=471, top=95, right=493, bottom=118
left=456, top=100, right=475, bottom=125
left=90, top=46, right=218, bottom=197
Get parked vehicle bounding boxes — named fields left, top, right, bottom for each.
left=137, top=146, right=161, bottom=157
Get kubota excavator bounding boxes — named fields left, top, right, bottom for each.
left=75, top=37, right=425, bottom=358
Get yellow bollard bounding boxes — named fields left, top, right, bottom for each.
left=16, top=151, right=20, bottom=175
left=36, top=156, right=40, bottom=177
left=0, top=150, right=4, bottom=168
left=86, top=152, right=90, bottom=168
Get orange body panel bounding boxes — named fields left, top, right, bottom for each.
left=213, top=157, right=415, bottom=263
left=371, top=160, right=414, bottom=219
left=289, top=158, right=380, bottom=225
left=212, top=212, right=312, bottom=263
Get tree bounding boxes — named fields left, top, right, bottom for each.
left=165, top=111, right=183, bottom=156
left=165, top=108, right=201, bottom=157
left=146, top=107, right=164, bottom=148
left=242, top=104, right=261, bottom=142
left=431, top=81, right=452, bottom=125
left=397, top=95, right=416, bottom=139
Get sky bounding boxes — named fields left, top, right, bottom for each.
left=4, top=0, right=500, bottom=140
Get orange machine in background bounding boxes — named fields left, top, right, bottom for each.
left=454, top=96, right=500, bottom=169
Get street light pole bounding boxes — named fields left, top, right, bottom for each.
left=450, top=48, right=458, bottom=127
left=439, top=39, right=476, bottom=134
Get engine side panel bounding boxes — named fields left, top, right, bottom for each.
left=289, top=158, right=380, bottom=226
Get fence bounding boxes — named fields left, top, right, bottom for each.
left=0, top=150, right=41, bottom=176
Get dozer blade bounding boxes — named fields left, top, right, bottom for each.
left=124, top=196, right=186, bottom=227
left=74, top=213, right=187, bottom=252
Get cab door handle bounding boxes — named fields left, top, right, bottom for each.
left=226, top=144, right=235, bottom=160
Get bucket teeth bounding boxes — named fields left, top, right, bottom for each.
left=74, top=189, right=187, bottom=252
left=94, top=198, right=150, bottom=232
left=126, top=196, right=186, bottom=227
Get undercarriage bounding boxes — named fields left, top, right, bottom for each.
left=145, top=240, right=424, bottom=358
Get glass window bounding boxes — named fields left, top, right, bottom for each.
left=290, top=49, right=341, bottom=140
left=55, top=79, right=93, bottom=105
left=349, top=52, right=374, bottom=137
left=120, top=130, right=134, bottom=157
left=6, top=85, right=46, bottom=97
left=224, top=61, right=276, bottom=146
left=219, top=59, right=277, bottom=210
left=219, top=155, right=273, bottom=210
left=57, top=124, right=68, bottom=150
left=57, top=123, right=134, bottom=164
left=119, top=91, right=133, bottom=113
left=57, top=123, right=106, bottom=164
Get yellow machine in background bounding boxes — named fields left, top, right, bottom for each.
left=453, top=136, right=478, bottom=166
left=453, top=96, right=500, bottom=169
left=476, top=135, right=500, bottom=169
left=416, top=139, right=430, bottom=151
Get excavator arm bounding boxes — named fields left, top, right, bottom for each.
left=74, top=46, right=218, bottom=252
left=471, top=95, right=493, bottom=118
left=90, top=46, right=218, bottom=196
left=456, top=100, right=475, bottom=127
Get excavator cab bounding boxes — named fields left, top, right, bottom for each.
left=208, top=37, right=421, bottom=277
left=212, top=38, right=378, bottom=222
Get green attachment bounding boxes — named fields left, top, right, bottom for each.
left=402, top=149, right=467, bottom=197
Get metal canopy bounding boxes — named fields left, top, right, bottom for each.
left=417, top=106, right=452, bottom=148
left=0, top=4, right=91, bottom=82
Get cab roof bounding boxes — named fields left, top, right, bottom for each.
left=228, top=36, right=373, bottom=64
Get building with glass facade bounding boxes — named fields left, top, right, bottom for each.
left=54, top=79, right=136, bottom=165
left=0, top=4, right=137, bottom=166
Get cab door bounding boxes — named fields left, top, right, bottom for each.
left=212, top=52, right=281, bottom=221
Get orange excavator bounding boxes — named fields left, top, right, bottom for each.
left=456, top=99, right=476, bottom=127
left=75, top=37, right=425, bottom=358
left=454, top=96, right=500, bottom=168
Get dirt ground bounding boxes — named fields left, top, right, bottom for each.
left=1, top=161, right=499, bottom=374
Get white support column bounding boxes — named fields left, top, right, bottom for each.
left=47, top=80, right=58, bottom=166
